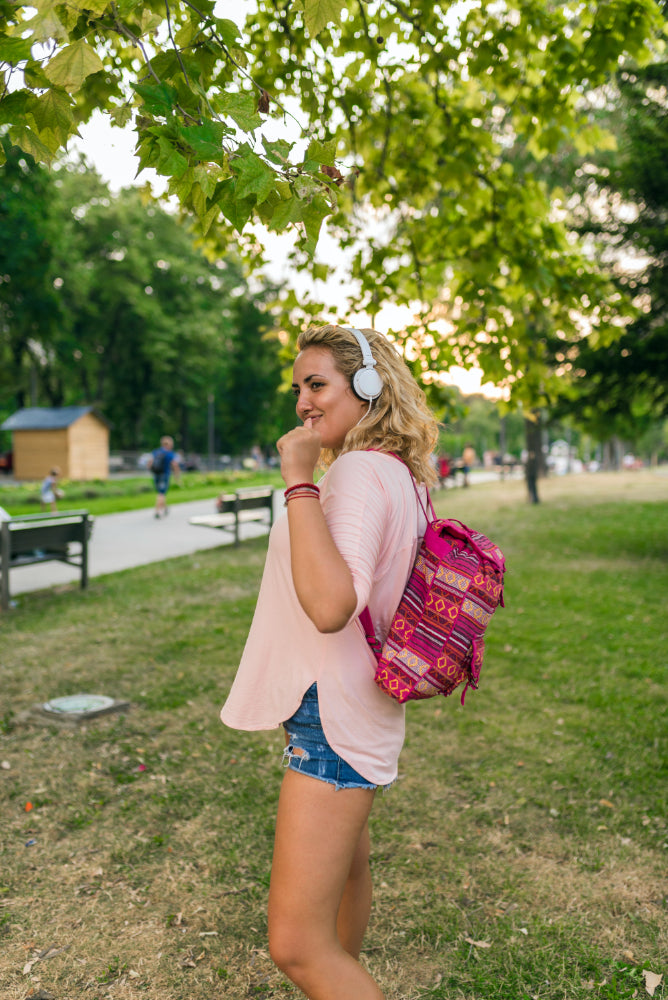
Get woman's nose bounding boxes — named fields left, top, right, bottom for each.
left=296, top=392, right=312, bottom=418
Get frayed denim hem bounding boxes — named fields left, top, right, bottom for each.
left=281, top=739, right=395, bottom=792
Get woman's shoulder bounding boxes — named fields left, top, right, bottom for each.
left=329, top=450, right=409, bottom=489
left=333, top=448, right=400, bottom=471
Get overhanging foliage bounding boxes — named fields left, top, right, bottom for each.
left=0, top=0, right=665, bottom=406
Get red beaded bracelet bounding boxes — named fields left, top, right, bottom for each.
left=283, top=482, right=320, bottom=499
left=284, top=482, right=320, bottom=506
left=285, top=490, right=320, bottom=504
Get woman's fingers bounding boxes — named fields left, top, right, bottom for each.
left=277, top=423, right=322, bottom=483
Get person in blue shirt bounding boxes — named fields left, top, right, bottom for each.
left=149, top=436, right=180, bottom=518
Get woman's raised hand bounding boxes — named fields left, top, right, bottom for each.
left=277, top=417, right=322, bottom=486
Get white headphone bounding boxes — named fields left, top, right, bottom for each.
left=347, top=327, right=384, bottom=401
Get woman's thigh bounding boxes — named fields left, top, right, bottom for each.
left=268, top=769, right=376, bottom=939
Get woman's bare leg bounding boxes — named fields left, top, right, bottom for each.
left=268, top=769, right=384, bottom=1000
left=337, top=820, right=372, bottom=958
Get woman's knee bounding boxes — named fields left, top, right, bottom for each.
left=268, top=918, right=317, bottom=977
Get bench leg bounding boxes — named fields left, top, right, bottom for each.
left=1, top=524, right=10, bottom=611
left=81, top=515, right=89, bottom=589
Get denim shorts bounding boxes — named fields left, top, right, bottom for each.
left=154, top=474, right=170, bottom=495
left=282, top=683, right=378, bottom=791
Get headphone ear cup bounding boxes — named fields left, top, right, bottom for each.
left=353, top=366, right=383, bottom=401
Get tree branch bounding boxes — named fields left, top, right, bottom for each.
left=164, top=0, right=191, bottom=89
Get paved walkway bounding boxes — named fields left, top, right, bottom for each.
left=6, top=468, right=517, bottom=603
left=7, top=494, right=281, bottom=600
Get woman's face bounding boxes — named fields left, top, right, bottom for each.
left=292, top=346, right=368, bottom=450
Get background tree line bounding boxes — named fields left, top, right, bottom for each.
left=1, top=0, right=666, bottom=484
left=0, top=142, right=295, bottom=456
left=1, top=131, right=666, bottom=472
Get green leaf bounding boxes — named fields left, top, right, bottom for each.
left=269, top=195, right=302, bottom=232
left=67, top=0, right=113, bottom=15
left=0, top=90, right=31, bottom=126
left=156, top=135, right=189, bottom=178
left=193, top=163, right=217, bottom=198
left=58, top=4, right=81, bottom=31
left=311, top=262, right=331, bottom=282
left=232, top=150, right=276, bottom=204
left=255, top=190, right=281, bottom=226
left=264, top=138, right=293, bottom=166
left=178, top=120, right=229, bottom=161
left=169, top=166, right=194, bottom=203
left=109, top=105, right=133, bottom=128
left=216, top=92, right=262, bottom=132
left=139, top=8, right=163, bottom=33
left=31, top=125, right=62, bottom=154
left=303, top=137, right=336, bottom=172
left=213, top=18, right=242, bottom=47
left=198, top=203, right=219, bottom=237
left=43, top=40, right=105, bottom=92
left=215, top=178, right=255, bottom=233
left=303, top=0, right=346, bottom=36
left=300, top=195, right=330, bottom=257
left=8, top=124, right=57, bottom=164
left=20, top=2, right=68, bottom=44
left=191, top=181, right=207, bottom=219
left=22, top=60, right=51, bottom=90
left=133, top=82, right=178, bottom=118
left=0, top=36, right=33, bottom=64
left=29, top=89, right=75, bottom=143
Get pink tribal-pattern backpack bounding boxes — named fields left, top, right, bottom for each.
left=359, top=472, right=506, bottom=705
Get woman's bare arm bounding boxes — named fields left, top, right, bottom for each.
left=277, top=421, right=357, bottom=633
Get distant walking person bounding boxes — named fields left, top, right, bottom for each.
left=40, top=467, right=62, bottom=512
left=462, top=443, right=476, bottom=488
left=149, top=436, right=180, bottom=518
left=437, top=453, right=451, bottom=489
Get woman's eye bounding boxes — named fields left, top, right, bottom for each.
left=310, top=381, right=324, bottom=390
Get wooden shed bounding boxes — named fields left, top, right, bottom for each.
left=1, top=406, right=110, bottom=481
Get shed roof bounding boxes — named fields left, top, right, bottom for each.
left=1, top=406, right=110, bottom=431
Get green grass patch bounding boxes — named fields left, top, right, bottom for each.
left=0, top=471, right=666, bottom=999
left=0, top=468, right=284, bottom=516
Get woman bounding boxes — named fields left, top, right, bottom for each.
left=221, top=324, right=439, bottom=999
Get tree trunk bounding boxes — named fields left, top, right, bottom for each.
left=602, top=437, right=622, bottom=470
left=524, top=414, right=544, bottom=504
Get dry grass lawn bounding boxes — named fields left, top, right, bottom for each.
left=1, top=469, right=666, bottom=1000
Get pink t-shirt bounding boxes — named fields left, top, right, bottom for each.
left=220, top=450, right=427, bottom=784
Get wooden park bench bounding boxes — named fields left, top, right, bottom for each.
left=1, top=510, right=93, bottom=611
left=189, top=486, right=275, bottom=546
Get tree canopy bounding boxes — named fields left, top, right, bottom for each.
left=0, top=149, right=291, bottom=452
left=552, top=58, right=668, bottom=441
left=1, top=0, right=664, bottom=412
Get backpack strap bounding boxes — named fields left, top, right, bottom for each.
left=359, top=449, right=435, bottom=659
left=359, top=606, right=382, bottom=661
left=367, top=448, right=435, bottom=523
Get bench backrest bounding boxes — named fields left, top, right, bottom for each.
left=216, top=488, right=274, bottom=515
left=1, top=512, right=90, bottom=558
left=234, top=487, right=274, bottom=512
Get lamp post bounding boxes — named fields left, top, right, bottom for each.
left=207, top=392, right=215, bottom=471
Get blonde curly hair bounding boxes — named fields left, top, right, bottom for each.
left=296, top=324, right=439, bottom=486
